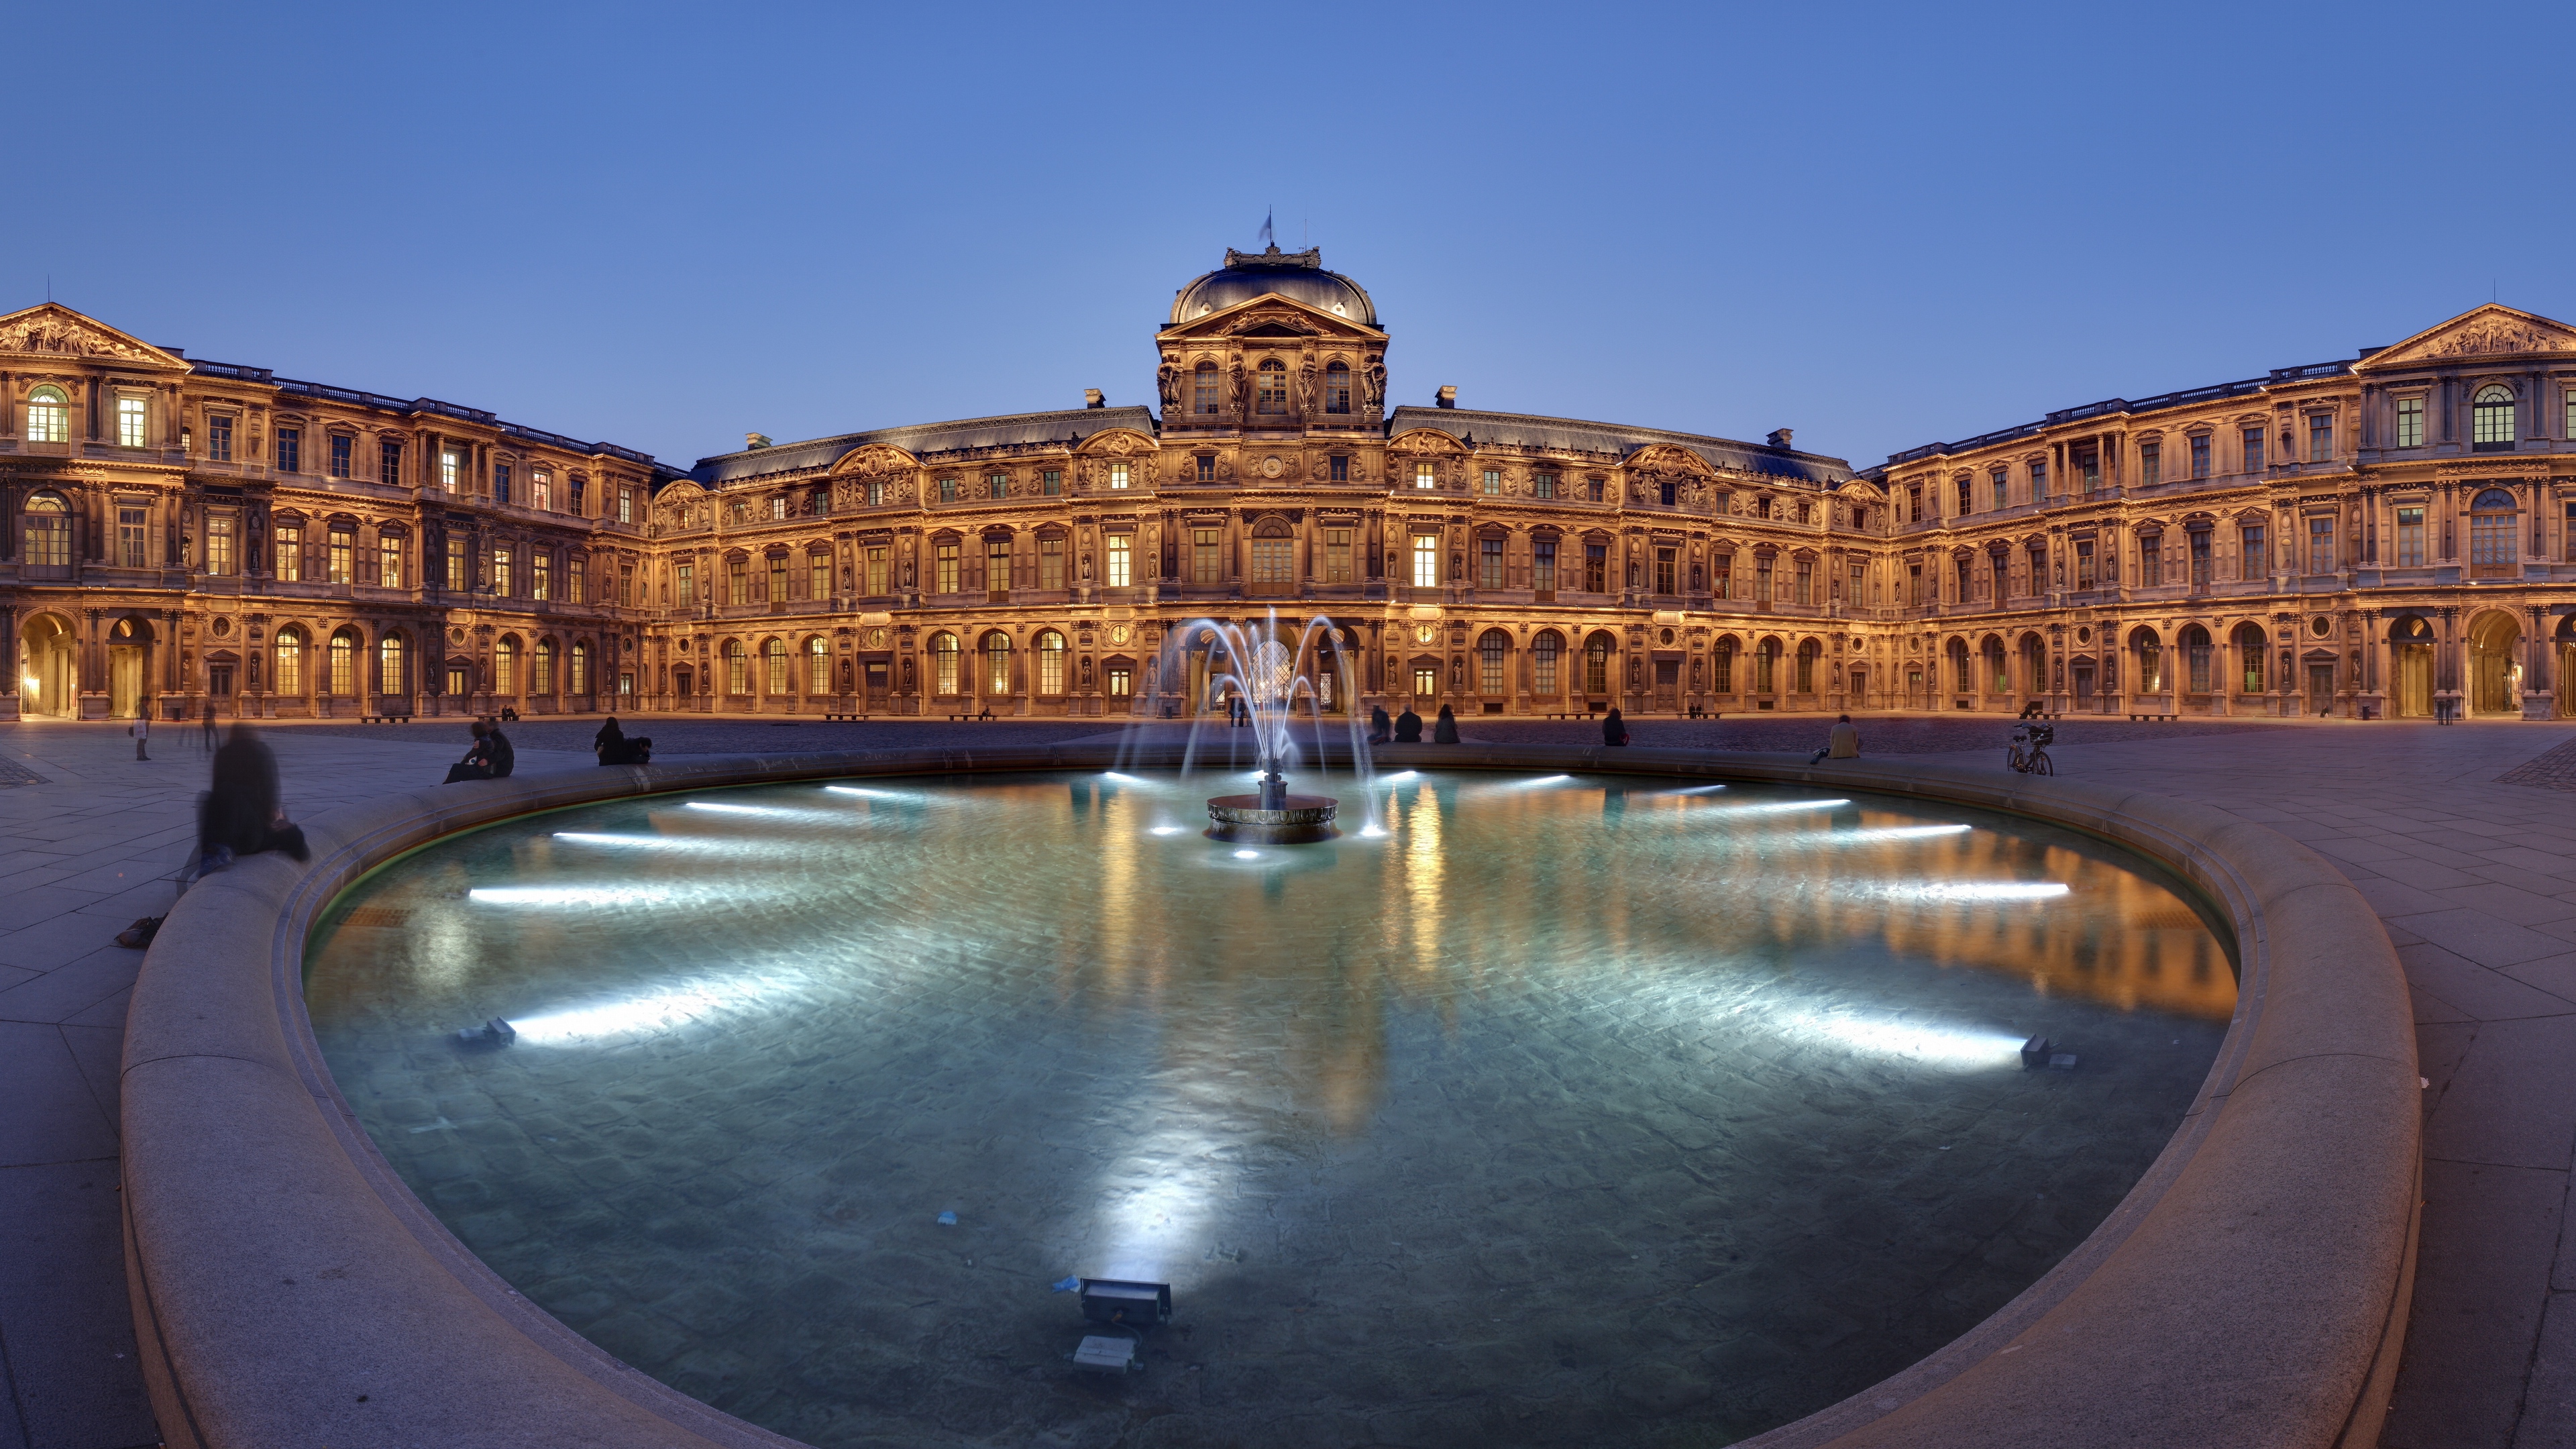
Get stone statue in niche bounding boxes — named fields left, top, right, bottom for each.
left=1362, top=361, right=1386, bottom=411
left=1296, top=360, right=1318, bottom=415
left=1157, top=360, right=1181, bottom=411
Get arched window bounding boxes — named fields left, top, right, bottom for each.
left=1758, top=638, right=1782, bottom=694
left=807, top=636, right=829, bottom=695
left=1479, top=629, right=1509, bottom=696
left=2131, top=628, right=2163, bottom=694
left=25, top=386, right=68, bottom=444
left=1256, top=358, right=1287, bottom=415
left=535, top=639, right=557, bottom=694
left=494, top=636, right=518, bottom=696
left=983, top=631, right=1013, bottom=696
left=1193, top=363, right=1218, bottom=415
left=1801, top=639, right=1825, bottom=694
left=2182, top=625, right=2212, bottom=694
left=1583, top=634, right=1612, bottom=695
left=1713, top=636, right=1737, bottom=693
left=1324, top=361, right=1351, bottom=415
left=930, top=633, right=961, bottom=694
left=2471, top=486, right=2520, bottom=574
left=2473, top=385, right=2517, bottom=449
left=763, top=638, right=788, bottom=695
left=377, top=634, right=405, bottom=697
left=328, top=631, right=358, bottom=696
left=2233, top=622, right=2268, bottom=693
left=1532, top=630, right=1563, bottom=695
left=725, top=640, right=748, bottom=695
left=1036, top=630, right=1067, bottom=696
left=570, top=640, right=592, bottom=696
left=1944, top=639, right=1969, bottom=693
left=21, top=492, right=69, bottom=570
left=1984, top=636, right=2009, bottom=694
left=1250, top=517, right=1293, bottom=587
left=275, top=628, right=304, bottom=695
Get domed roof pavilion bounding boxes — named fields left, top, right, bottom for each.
left=1170, top=245, right=1378, bottom=325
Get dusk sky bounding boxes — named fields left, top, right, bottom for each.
left=13, top=3, right=2571, bottom=473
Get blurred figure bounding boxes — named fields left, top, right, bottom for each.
left=1810, top=714, right=1860, bottom=765
left=1393, top=706, right=1422, bottom=743
left=1433, top=704, right=1459, bottom=743
left=1603, top=707, right=1629, bottom=747
left=1366, top=705, right=1391, bottom=744
left=443, top=720, right=496, bottom=783
left=196, top=724, right=307, bottom=875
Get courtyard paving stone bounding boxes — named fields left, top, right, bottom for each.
left=0, top=711, right=2568, bottom=1446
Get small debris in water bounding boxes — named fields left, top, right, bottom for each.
left=937, top=1210, right=957, bottom=1226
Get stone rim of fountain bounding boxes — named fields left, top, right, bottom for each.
left=116, top=741, right=2417, bottom=1449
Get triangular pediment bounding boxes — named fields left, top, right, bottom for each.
left=0, top=303, right=188, bottom=370
left=2359, top=304, right=2576, bottom=370
left=1157, top=292, right=1385, bottom=344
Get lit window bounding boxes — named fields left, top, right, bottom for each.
left=276, top=630, right=303, bottom=694
left=534, top=640, right=555, bottom=694
left=1109, top=461, right=1130, bottom=489
left=379, top=535, right=403, bottom=588
left=2398, top=398, right=2425, bottom=449
left=440, top=448, right=464, bottom=493
left=570, top=641, right=590, bottom=696
left=533, top=551, right=551, bottom=600
left=205, top=513, right=236, bottom=575
left=809, top=637, right=830, bottom=694
left=1106, top=534, right=1132, bottom=587
left=935, top=542, right=959, bottom=594
left=445, top=536, right=467, bottom=591
left=1036, top=631, right=1066, bottom=695
left=765, top=638, right=789, bottom=695
left=21, top=493, right=68, bottom=567
left=1415, top=462, right=1435, bottom=489
left=378, top=635, right=405, bottom=696
left=1483, top=469, right=1501, bottom=495
left=931, top=633, right=960, bottom=694
left=116, top=395, right=147, bottom=448
left=620, top=488, right=634, bottom=523
left=2473, top=386, right=2516, bottom=449
left=328, top=633, right=356, bottom=695
left=1193, top=528, right=1222, bottom=584
left=492, top=548, right=513, bottom=597
left=811, top=551, right=830, bottom=599
left=494, top=638, right=517, bottom=696
left=863, top=545, right=888, bottom=595
left=533, top=470, right=551, bottom=510
left=984, top=634, right=1012, bottom=695
left=1411, top=534, right=1438, bottom=588
left=25, top=386, right=68, bottom=443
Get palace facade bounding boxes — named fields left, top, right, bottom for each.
left=3, top=250, right=2572, bottom=723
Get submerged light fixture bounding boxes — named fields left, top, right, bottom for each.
left=1067, top=1279, right=1171, bottom=1375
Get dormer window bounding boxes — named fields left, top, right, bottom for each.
left=1325, top=362, right=1350, bottom=415
left=2473, top=385, right=2516, bottom=451
left=25, top=386, right=68, bottom=443
left=1256, top=359, right=1287, bottom=415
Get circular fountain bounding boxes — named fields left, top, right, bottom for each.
left=1205, top=767, right=1338, bottom=841
left=1183, top=614, right=1354, bottom=842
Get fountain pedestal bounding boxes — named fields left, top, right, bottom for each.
left=1208, top=773, right=1338, bottom=843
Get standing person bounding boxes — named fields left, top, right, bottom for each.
left=1433, top=703, right=1459, bottom=743
left=1367, top=705, right=1391, bottom=744
left=196, top=724, right=308, bottom=875
left=594, top=714, right=627, bottom=765
left=1810, top=714, right=1860, bottom=765
left=1603, top=706, right=1630, bottom=747
left=130, top=712, right=150, bottom=761
left=200, top=700, right=219, bottom=753
left=1393, top=704, right=1423, bottom=743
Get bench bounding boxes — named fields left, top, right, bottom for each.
left=822, top=712, right=870, bottom=722
left=946, top=709, right=997, bottom=722
left=359, top=714, right=413, bottom=724
left=2127, top=712, right=2178, bottom=722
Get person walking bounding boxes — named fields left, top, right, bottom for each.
left=1809, top=714, right=1860, bottom=765
left=1393, top=705, right=1423, bottom=743
left=199, top=700, right=219, bottom=753
left=1603, top=706, right=1629, bottom=747
left=130, top=712, right=149, bottom=761
left=195, top=724, right=308, bottom=875
left=1432, top=703, right=1459, bottom=743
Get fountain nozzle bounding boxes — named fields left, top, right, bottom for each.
left=1258, top=769, right=1288, bottom=811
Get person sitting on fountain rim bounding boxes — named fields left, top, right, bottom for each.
left=1809, top=714, right=1859, bottom=765
left=1433, top=704, right=1459, bottom=744
left=443, top=720, right=496, bottom=783
left=1603, top=707, right=1629, bottom=747
left=1367, top=705, right=1391, bottom=744
left=1393, top=705, right=1423, bottom=743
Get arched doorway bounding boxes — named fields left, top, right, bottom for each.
left=2130, top=627, right=2165, bottom=701
left=2390, top=616, right=2434, bottom=717
left=108, top=616, right=155, bottom=718
left=18, top=613, right=76, bottom=717
left=2468, top=610, right=2523, bottom=716
left=2557, top=616, right=2575, bottom=718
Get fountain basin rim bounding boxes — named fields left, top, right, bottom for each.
left=117, top=739, right=2415, bottom=1449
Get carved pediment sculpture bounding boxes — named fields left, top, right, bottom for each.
left=2364, top=304, right=2576, bottom=368
left=0, top=303, right=182, bottom=366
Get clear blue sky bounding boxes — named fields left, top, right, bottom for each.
left=12, top=2, right=2569, bottom=473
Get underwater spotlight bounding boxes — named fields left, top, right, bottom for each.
left=1067, top=1279, right=1171, bottom=1375
left=2020, top=1035, right=2078, bottom=1071
left=455, top=1018, right=516, bottom=1046
left=1233, top=849, right=1259, bottom=859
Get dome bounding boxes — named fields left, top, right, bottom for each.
left=1170, top=246, right=1377, bottom=326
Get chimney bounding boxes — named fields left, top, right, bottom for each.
left=1766, top=428, right=1794, bottom=449
left=745, top=432, right=773, bottom=450
left=1435, top=385, right=1456, bottom=409
left=1083, top=388, right=1106, bottom=409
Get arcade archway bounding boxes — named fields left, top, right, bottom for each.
left=19, top=613, right=76, bottom=718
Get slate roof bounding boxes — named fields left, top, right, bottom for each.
left=1386, top=406, right=1855, bottom=486
left=690, top=407, right=1159, bottom=487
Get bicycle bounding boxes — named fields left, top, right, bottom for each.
left=2006, top=723, right=2055, bottom=775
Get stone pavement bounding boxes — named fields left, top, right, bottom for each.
left=2, top=712, right=2571, bottom=1447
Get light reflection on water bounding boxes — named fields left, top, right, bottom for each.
left=306, top=771, right=2233, bottom=1449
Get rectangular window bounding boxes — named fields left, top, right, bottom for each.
left=1195, top=528, right=1225, bottom=584
left=1195, top=371, right=1218, bottom=414
left=570, top=476, right=588, bottom=515
left=2308, top=516, right=2335, bottom=574
left=621, top=565, right=637, bottom=606
left=1951, top=557, right=1968, bottom=602
left=2396, top=506, right=2426, bottom=567
left=765, top=554, right=786, bottom=602
left=1483, top=537, right=1507, bottom=590
left=1195, top=455, right=1215, bottom=482
left=445, top=536, right=468, bottom=590
left=935, top=542, right=959, bottom=594
left=1411, top=533, right=1439, bottom=588
left=274, top=427, right=301, bottom=473
left=117, top=395, right=148, bottom=448
left=1250, top=536, right=1292, bottom=585
left=1798, top=559, right=1815, bottom=605
left=1039, top=537, right=1064, bottom=590
left=2190, top=435, right=2210, bottom=478
left=493, top=463, right=511, bottom=504
left=1108, top=665, right=1131, bottom=698
left=1654, top=545, right=1676, bottom=594
left=865, top=479, right=888, bottom=506
left=619, top=487, right=635, bottom=523
left=1534, top=472, right=1556, bottom=498
left=2308, top=414, right=2333, bottom=463
left=492, top=548, right=513, bottom=597
left=939, top=477, right=959, bottom=502
left=2029, top=545, right=2048, bottom=593
left=1106, top=535, right=1131, bottom=587
left=535, top=552, right=552, bottom=600
left=1583, top=543, right=1606, bottom=592
left=1415, top=462, right=1435, bottom=490
left=731, top=556, right=752, bottom=604
left=2029, top=461, right=2047, bottom=498
left=1991, top=468, right=2008, bottom=510
left=1043, top=470, right=1062, bottom=496
left=1587, top=478, right=1605, bottom=503
left=568, top=557, right=587, bottom=603
left=810, top=552, right=830, bottom=598
left=378, top=536, right=402, bottom=588
left=2567, top=502, right=2576, bottom=562
left=1904, top=564, right=1921, bottom=606
left=2189, top=531, right=2211, bottom=585
left=328, top=527, right=354, bottom=584
left=439, top=448, right=464, bottom=493
left=674, top=561, right=692, bottom=606
left=1955, top=478, right=1972, bottom=516
left=122, top=506, right=151, bottom=569
left=2241, top=524, right=2267, bottom=580
left=988, top=472, right=1008, bottom=500
left=329, top=435, right=353, bottom=478
left=2140, top=535, right=2161, bottom=586
left=1109, top=462, right=1130, bottom=490
left=208, top=415, right=233, bottom=462
left=985, top=539, right=1010, bottom=596
left=1761, top=559, right=1777, bottom=604
left=1324, top=528, right=1352, bottom=583
left=1330, top=455, right=1349, bottom=482
left=2138, top=441, right=2160, bottom=487
left=864, top=545, right=889, bottom=595
left=1909, top=485, right=1923, bottom=523
left=205, top=513, right=235, bottom=574
left=1660, top=480, right=1678, bottom=508
left=1483, top=468, right=1501, bottom=496
left=2400, top=397, right=2426, bottom=449
left=2243, top=427, right=2265, bottom=474
left=1849, top=564, right=1865, bottom=604
left=380, top=441, right=402, bottom=487
left=533, top=472, right=552, bottom=511
left=1533, top=539, right=1556, bottom=594
left=2074, top=445, right=2100, bottom=492
left=2075, top=539, right=2096, bottom=590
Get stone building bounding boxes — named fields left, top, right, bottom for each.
left=2, top=256, right=2569, bottom=722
